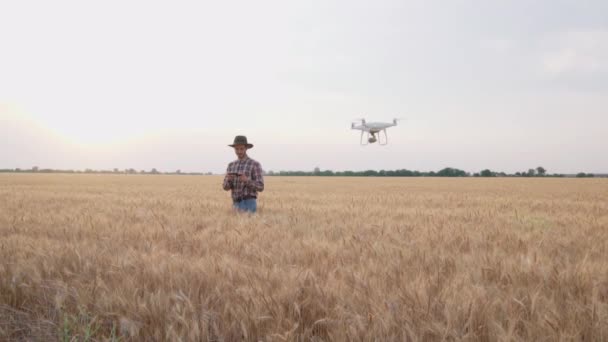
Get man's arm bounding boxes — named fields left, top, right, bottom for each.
left=247, top=161, right=264, bottom=192
left=223, top=165, right=234, bottom=191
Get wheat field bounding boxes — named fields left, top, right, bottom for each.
left=0, top=174, right=607, bottom=341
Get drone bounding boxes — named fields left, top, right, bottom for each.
left=351, top=118, right=400, bottom=145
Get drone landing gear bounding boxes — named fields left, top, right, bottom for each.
left=378, top=129, right=388, bottom=145
left=360, top=130, right=368, bottom=145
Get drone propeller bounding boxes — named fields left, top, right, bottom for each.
left=392, top=117, right=405, bottom=125
left=352, top=117, right=366, bottom=125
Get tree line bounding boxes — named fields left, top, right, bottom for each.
left=0, top=167, right=211, bottom=176
left=0, top=166, right=599, bottom=177
left=268, top=166, right=598, bottom=178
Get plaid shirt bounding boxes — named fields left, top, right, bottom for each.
left=223, top=156, right=264, bottom=201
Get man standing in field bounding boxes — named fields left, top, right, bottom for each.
left=223, top=135, right=264, bottom=213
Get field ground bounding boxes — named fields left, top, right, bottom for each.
left=1, top=174, right=607, bottom=341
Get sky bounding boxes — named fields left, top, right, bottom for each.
left=1, top=0, right=607, bottom=174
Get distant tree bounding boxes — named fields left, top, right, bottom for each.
left=480, top=169, right=495, bottom=177
left=176, top=169, right=181, bottom=174
left=113, top=168, right=119, bottom=173
left=473, top=172, right=480, bottom=177
left=151, top=168, right=159, bottom=174
left=32, top=166, right=39, bottom=172
left=268, top=170, right=275, bottom=176
left=527, top=168, right=536, bottom=177
left=437, top=167, right=467, bottom=177
left=515, top=172, right=521, bottom=176
left=313, top=167, right=320, bottom=176
left=15, top=168, right=21, bottom=172
left=536, top=166, right=546, bottom=176
left=576, top=172, right=594, bottom=178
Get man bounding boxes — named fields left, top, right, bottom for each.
left=223, top=135, right=264, bottom=213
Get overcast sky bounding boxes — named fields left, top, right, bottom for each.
left=1, top=0, right=607, bottom=174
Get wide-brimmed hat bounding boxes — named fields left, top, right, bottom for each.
left=228, top=135, right=253, bottom=148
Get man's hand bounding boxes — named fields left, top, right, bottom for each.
left=226, top=173, right=238, bottom=181
left=239, top=174, right=249, bottom=183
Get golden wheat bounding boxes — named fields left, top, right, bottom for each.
left=1, top=174, right=607, bottom=341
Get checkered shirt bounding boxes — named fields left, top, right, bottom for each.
left=222, top=157, right=264, bottom=201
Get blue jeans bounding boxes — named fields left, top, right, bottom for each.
left=233, top=198, right=257, bottom=213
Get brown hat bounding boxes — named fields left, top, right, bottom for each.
left=228, top=135, right=253, bottom=148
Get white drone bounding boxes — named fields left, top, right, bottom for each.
left=351, top=118, right=400, bottom=145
